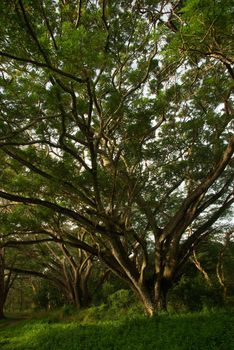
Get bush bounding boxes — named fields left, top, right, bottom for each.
left=168, top=275, right=224, bottom=312
left=107, top=289, right=133, bottom=309
left=78, top=289, right=142, bottom=322
left=33, top=281, right=65, bottom=310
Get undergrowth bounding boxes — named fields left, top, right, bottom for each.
left=0, top=307, right=233, bottom=350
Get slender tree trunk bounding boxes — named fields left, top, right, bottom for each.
left=216, top=229, right=233, bottom=302
left=80, top=259, right=93, bottom=307
left=73, top=281, right=82, bottom=309
left=72, top=269, right=81, bottom=308
left=0, top=248, right=6, bottom=319
left=0, top=297, right=5, bottom=319
left=80, top=277, right=91, bottom=307
left=192, top=250, right=211, bottom=286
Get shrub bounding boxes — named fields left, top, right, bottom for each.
left=107, top=289, right=133, bottom=309
left=33, top=281, right=65, bottom=310
left=168, top=275, right=224, bottom=312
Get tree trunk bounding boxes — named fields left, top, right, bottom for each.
left=139, top=290, right=155, bottom=316
left=80, top=259, right=93, bottom=307
left=80, top=277, right=91, bottom=307
left=131, top=281, right=171, bottom=316
left=0, top=248, right=6, bottom=319
left=0, top=288, right=5, bottom=319
left=126, top=281, right=156, bottom=316
left=0, top=285, right=5, bottom=320
left=216, top=229, right=233, bottom=302
left=154, top=278, right=171, bottom=312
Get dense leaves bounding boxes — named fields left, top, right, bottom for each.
left=0, top=0, right=233, bottom=315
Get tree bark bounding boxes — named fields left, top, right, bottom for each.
left=129, top=278, right=172, bottom=316
left=216, top=229, right=233, bottom=301
left=154, top=278, right=171, bottom=312
left=80, top=268, right=92, bottom=307
left=0, top=248, right=6, bottom=319
left=135, top=284, right=156, bottom=317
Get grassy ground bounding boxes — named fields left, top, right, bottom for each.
left=0, top=309, right=233, bottom=350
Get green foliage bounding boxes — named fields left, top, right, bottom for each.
left=169, top=275, right=223, bottom=312
left=168, top=238, right=234, bottom=312
left=33, top=281, right=65, bottom=310
left=0, top=0, right=233, bottom=317
left=80, top=289, right=142, bottom=322
left=0, top=310, right=233, bottom=350
left=107, top=289, right=132, bottom=309
left=165, top=0, right=234, bottom=64
left=58, top=21, right=107, bottom=71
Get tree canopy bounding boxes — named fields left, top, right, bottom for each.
left=0, top=0, right=233, bottom=316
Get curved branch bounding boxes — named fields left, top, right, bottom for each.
left=161, top=134, right=234, bottom=242
left=0, top=51, right=87, bottom=84
left=1, top=146, right=95, bottom=207
left=178, top=196, right=234, bottom=271
left=0, top=190, right=107, bottom=236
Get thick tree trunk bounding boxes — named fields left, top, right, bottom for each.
left=155, top=289, right=168, bottom=312
left=154, top=278, right=170, bottom=312
left=131, top=281, right=171, bottom=316
left=136, top=285, right=156, bottom=316
left=132, top=277, right=172, bottom=315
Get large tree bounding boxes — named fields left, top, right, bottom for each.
left=0, top=0, right=233, bottom=315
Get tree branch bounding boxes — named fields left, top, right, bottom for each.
left=0, top=190, right=108, bottom=236
left=0, top=51, right=87, bottom=84
left=161, top=134, right=234, bottom=242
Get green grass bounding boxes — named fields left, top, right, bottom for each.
left=0, top=309, right=233, bottom=350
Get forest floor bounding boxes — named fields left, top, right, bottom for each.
left=0, top=316, right=30, bottom=330
left=0, top=308, right=233, bottom=350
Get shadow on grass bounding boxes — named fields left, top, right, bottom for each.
left=0, top=316, right=29, bottom=330
left=0, top=311, right=233, bottom=350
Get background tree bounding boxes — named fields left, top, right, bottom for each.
left=0, top=203, right=95, bottom=310
left=168, top=225, right=234, bottom=311
left=0, top=244, right=22, bottom=319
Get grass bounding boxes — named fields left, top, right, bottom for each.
left=0, top=309, right=233, bottom=350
